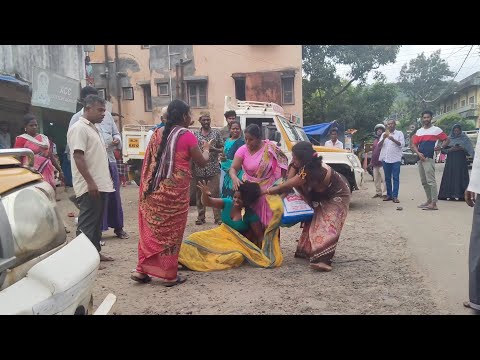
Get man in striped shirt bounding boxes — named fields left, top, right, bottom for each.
left=412, top=110, right=449, bottom=211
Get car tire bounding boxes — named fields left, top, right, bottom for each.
left=401, top=157, right=405, bottom=165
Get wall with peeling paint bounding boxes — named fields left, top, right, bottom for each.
left=88, top=45, right=302, bottom=128
left=0, top=45, right=85, bottom=82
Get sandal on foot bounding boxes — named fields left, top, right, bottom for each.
left=131, top=273, right=152, bottom=283
left=115, top=230, right=130, bottom=239
left=422, top=207, right=438, bottom=211
left=417, top=203, right=430, bottom=208
left=195, top=219, right=205, bottom=225
left=159, top=276, right=187, bottom=287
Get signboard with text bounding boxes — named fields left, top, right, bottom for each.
left=31, top=67, right=80, bottom=113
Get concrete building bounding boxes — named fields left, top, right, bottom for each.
left=0, top=45, right=85, bottom=152
left=433, top=71, right=480, bottom=127
left=87, top=45, right=303, bottom=128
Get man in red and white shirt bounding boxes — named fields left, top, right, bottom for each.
left=412, top=110, right=449, bottom=211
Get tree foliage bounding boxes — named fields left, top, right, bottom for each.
left=303, top=45, right=401, bottom=123
left=436, top=113, right=476, bottom=133
left=398, top=50, right=454, bottom=121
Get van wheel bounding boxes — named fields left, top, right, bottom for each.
left=401, top=157, right=406, bottom=165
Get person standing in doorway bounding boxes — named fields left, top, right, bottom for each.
left=371, top=123, right=387, bottom=199
left=411, top=110, right=449, bottom=211
left=324, top=128, right=344, bottom=149
left=67, top=95, right=114, bottom=263
left=379, top=119, right=405, bottom=203
left=70, top=86, right=129, bottom=239
left=0, top=121, right=12, bottom=149
left=193, top=111, right=224, bottom=225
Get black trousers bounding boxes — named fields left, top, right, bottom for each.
left=76, top=192, right=107, bottom=252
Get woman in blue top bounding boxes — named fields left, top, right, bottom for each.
left=220, top=121, right=245, bottom=199
left=197, top=179, right=263, bottom=247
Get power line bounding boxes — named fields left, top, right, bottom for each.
left=423, top=45, right=474, bottom=104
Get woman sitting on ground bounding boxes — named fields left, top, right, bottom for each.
left=179, top=180, right=284, bottom=271
left=263, top=141, right=351, bottom=272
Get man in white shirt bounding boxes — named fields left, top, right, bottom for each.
left=70, top=86, right=129, bottom=240
left=379, top=119, right=405, bottom=203
left=324, top=128, right=344, bottom=149
left=68, top=94, right=115, bottom=262
left=464, top=136, right=480, bottom=312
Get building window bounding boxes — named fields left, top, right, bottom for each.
left=141, top=45, right=150, bottom=49
left=469, top=96, right=476, bottom=104
left=234, top=78, right=246, bottom=101
left=281, top=77, right=294, bottom=105
left=157, top=82, right=169, bottom=96
left=461, top=100, right=466, bottom=107
left=453, top=103, right=457, bottom=110
left=122, top=87, right=134, bottom=100
left=187, top=82, right=207, bottom=108
left=97, top=88, right=106, bottom=100
left=142, top=85, right=152, bottom=112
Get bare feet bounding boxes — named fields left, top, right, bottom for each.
left=99, top=264, right=107, bottom=270
left=310, top=262, right=332, bottom=272
left=100, top=254, right=115, bottom=262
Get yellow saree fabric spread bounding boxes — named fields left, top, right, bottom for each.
left=179, top=195, right=283, bottom=271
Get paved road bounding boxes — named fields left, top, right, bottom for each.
left=371, top=162, right=472, bottom=314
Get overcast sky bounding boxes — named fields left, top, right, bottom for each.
left=335, top=45, right=480, bottom=84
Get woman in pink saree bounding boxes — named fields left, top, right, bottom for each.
left=229, top=124, right=288, bottom=228
left=14, top=114, right=63, bottom=190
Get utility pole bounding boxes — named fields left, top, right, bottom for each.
left=167, top=45, right=180, bottom=102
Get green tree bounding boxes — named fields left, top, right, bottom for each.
left=398, top=50, right=454, bottom=121
left=436, top=113, right=476, bottom=133
left=303, top=45, right=401, bottom=123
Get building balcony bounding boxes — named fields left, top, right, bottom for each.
left=433, top=103, right=479, bottom=121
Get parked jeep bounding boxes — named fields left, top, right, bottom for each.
left=0, top=148, right=100, bottom=315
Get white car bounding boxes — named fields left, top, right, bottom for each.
left=0, top=148, right=100, bottom=315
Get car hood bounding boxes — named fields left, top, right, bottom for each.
left=0, top=157, right=42, bottom=195
left=312, top=145, right=348, bottom=153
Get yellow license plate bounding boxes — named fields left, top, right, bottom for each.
left=128, top=138, right=140, bottom=148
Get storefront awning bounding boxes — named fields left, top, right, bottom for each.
left=0, top=74, right=30, bottom=88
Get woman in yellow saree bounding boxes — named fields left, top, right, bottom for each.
left=179, top=180, right=283, bottom=271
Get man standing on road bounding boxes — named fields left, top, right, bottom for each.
left=379, top=119, right=405, bottom=203
left=464, top=134, right=480, bottom=312
left=68, top=95, right=115, bottom=263
left=146, top=106, right=168, bottom=147
left=325, top=128, right=344, bottom=149
left=371, top=123, right=387, bottom=199
left=411, top=110, right=449, bottom=211
left=220, top=110, right=237, bottom=142
left=70, top=86, right=129, bottom=239
left=194, top=111, right=224, bottom=225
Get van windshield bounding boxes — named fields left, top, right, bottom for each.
left=293, top=125, right=310, bottom=142
left=277, top=116, right=303, bottom=142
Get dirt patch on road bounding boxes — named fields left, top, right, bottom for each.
left=58, top=180, right=439, bottom=315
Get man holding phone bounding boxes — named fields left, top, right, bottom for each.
left=411, top=110, right=449, bottom=211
